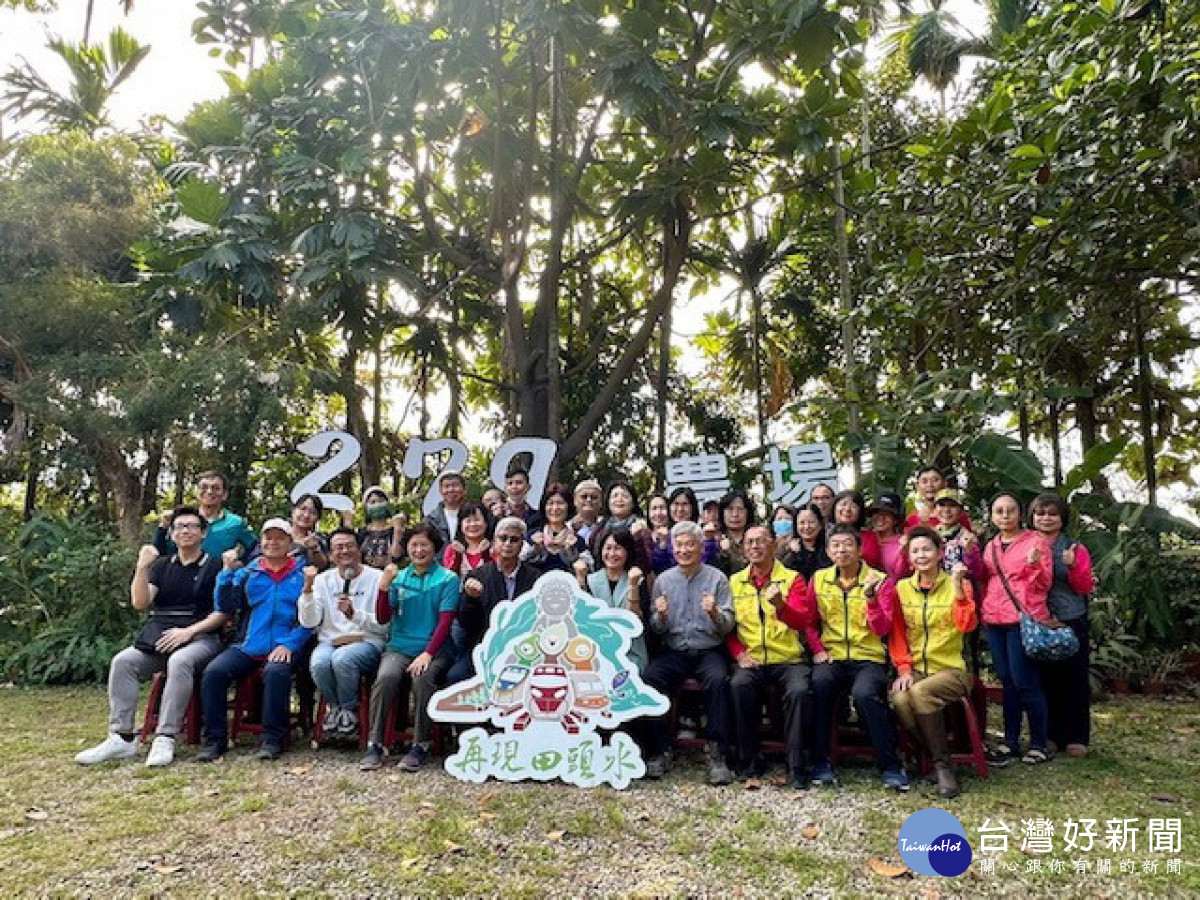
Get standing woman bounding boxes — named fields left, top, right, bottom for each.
left=715, top=489, right=758, bottom=575
left=356, top=486, right=404, bottom=570
left=598, top=481, right=653, bottom=572
left=524, top=483, right=589, bottom=574
left=833, top=490, right=882, bottom=570
left=810, top=484, right=836, bottom=529
left=771, top=504, right=797, bottom=545
left=980, top=493, right=1054, bottom=766
left=442, top=502, right=495, bottom=577
left=885, top=528, right=977, bottom=798
left=651, top=486, right=719, bottom=573
left=867, top=493, right=910, bottom=577
left=582, top=528, right=651, bottom=671
left=1029, top=493, right=1095, bottom=758
left=779, top=503, right=831, bottom=580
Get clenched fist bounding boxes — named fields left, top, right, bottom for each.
left=136, top=544, right=160, bottom=569
left=763, top=583, right=783, bottom=607
left=463, top=577, right=483, bottom=598
left=654, top=595, right=669, bottom=617
left=701, top=592, right=717, bottom=617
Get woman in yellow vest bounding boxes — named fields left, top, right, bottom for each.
left=884, top=526, right=977, bottom=798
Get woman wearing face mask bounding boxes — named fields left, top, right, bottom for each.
left=715, top=489, right=758, bottom=575
left=649, top=486, right=719, bottom=573
left=778, top=503, right=831, bottom=580
left=1029, top=493, right=1094, bottom=759
left=356, top=487, right=405, bottom=570
left=525, top=482, right=590, bottom=575
left=980, top=493, right=1054, bottom=767
left=832, top=490, right=882, bottom=571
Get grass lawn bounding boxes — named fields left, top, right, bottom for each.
left=0, top=686, right=1196, bottom=897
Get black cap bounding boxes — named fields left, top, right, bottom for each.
left=867, top=493, right=906, bottom=519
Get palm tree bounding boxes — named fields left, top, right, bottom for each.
left=2, top=26, right=150, bottom=134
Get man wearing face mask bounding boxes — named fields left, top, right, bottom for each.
left=356, top=486, right=405, bottom=570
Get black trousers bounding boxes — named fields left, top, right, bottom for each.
left=811, top=659, right=899, bottom=772
left=729, top=662, right=811, bottom=773
left=1036, top=618, right=1091, bottom=748
left=643, top=648, right=732, bottom=756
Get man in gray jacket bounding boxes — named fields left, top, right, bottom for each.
left=643, top=521, right=736, bottom=784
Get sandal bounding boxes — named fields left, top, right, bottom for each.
left=1022, top=748, right=1051, bottom=765
left=986, top=743, right=1016, bottom=768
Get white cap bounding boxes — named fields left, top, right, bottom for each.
left=260, top=517, right=293, bottom=538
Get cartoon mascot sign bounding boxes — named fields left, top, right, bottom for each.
left=428, top=571, right=668, bottom=789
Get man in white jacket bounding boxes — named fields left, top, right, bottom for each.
left=299, top=528, right=387, bottom=736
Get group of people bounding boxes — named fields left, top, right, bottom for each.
left=76, top=465, right=1094, bottom=799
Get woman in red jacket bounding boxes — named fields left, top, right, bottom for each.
left=832, top=490, right=882, bottom=570
left=980, top=493, right=1054, bottom=766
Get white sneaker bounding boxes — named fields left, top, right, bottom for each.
left=145, top=735, right=176, bottom=767
left=75, top=733, right=137, bottom=765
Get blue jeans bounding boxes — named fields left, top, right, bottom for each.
left=986, top=624, right=1048, bottom=752
left=201, top=647, right=295, bottom=749
left=309, top=641, right=381, bottom=710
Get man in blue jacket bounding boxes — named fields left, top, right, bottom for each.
left=198, top=518, right=312, bottom=761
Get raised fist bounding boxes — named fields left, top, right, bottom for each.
left=1061, top=545, right=1076, bottom=567
left=628, top=566, right=644, bottom=587
left=136, top=544, right=160, bottom=569
left=701, top=592, right=717, bottom=616
left=464, top=577, right=483, bottom=598
left=1028, top=545, right=1043, bottom=566
left=763, top=583, right=783, bottom=607
left=391, top=513, right=408, bottom=530
left=222, top=549, right=241, bottom=570
left=380, top=563, right=400, bottom=590
left=951, top=562, right=969, bottom=582
left=158, top=510, right=174, bottom=530
left=654, top=595, right=669, bottom=617
left=303, top=565, right=319, bottom=583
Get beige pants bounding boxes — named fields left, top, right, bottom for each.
left=891, top=668, right=974, bottom=733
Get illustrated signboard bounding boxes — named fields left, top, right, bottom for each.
left=428, top=571, right=668, bottom=789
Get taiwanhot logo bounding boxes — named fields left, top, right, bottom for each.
left=897, top=808, right=973, bottom=877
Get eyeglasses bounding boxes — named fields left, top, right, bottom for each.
left=577, top=493, right=600, bottom=501
left=198, top=484, right=225, bottom=494
left=496, top=534, right=523, bottom=543
left=172, top=522, right=202, bottom=531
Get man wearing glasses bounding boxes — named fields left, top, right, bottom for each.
left=76, top=507, right=227, bottom=767
left=446, top=516, right=539, bottom=684
left=153, top=470, right=258, bottom=561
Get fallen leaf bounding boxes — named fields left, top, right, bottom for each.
left=286, top=765, right=312, bottom=776
left=478, top=812, right=497, bottom=822
left=921, top=888, right=941, bottom=900
left=546, top=830, right=566, bottom=842
left=744, top=779, right=763, bottom=791
left=420, top=800, right=437, bottom=809
left=442, top=840, right=465, bottom=854
left=152, top=864, right=184, bottom=875
left=24, top=808, right=48, bottom=823
left=1152, top=792, right=1179, bottom=803
left=867, top=858, right=911, bottom=879
left=801, top=824, right=819, bottom=840
left=418, top=808, right=436, bottom=818
left=203, top=788, right=220, bottom=797
left=387, top=774, right=402, bottom=783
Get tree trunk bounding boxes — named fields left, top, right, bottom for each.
left=832, top=150, right=862, bottom=481
left=22, top=423, right=39, bottom=521
left=141, top=437, right=163, bottom=516
left=656, top=303, right=671, bottom=491
left=1074, top=389, right=1113, bottom=498
left=1048, top=400, right=1062, bottom=489
left=341, top=337, right=380, bottom=487
left=1132, top=291, right=1157, bottom=506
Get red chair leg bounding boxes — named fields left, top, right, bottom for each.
left=139, top=672, right=166, bottom=744
left=959, top=695, right=990, bottom=779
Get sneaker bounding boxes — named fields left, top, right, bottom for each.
left=882, top=768, right=910, bottom=792
left=810, top=762, right=838, bottom=786
left=787, top=768, right=810, bottom=790
left=257, top=743, right=283, bottom=761
left=337, top=708, right=359, bottom=736
left=194, top=743, right=225, bottom=764
left=736, top=755, right=769, bottom=781
left=399, top=743, right=429, bottom=772
left=706, top=743, right=735, bottom=786
left=75, top=733, right=137, bottom=765
left=145, top=735, right=176, bottom=768
left=645, top=752, right=672, bottom=779
left=359, top=744, right=383, bottom=771
left=321, top=706, right=341, bottom=735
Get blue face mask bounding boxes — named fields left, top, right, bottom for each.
left=772, top=519, right=794, bottom=538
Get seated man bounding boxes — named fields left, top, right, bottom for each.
left=198, top=518, right=312, bottom=761
left=643, top=521, right=736, bottom=785
left=76, top=506, right=226, bottom=767
left=803, top=524, right=907, bottom=791
left=727, top=524, right=812, bottom=788
left=153, top=470, right=257, bottom=561
left=447, top=516, right=539, bottom=685
left=298, top=528, right=386, bottom=737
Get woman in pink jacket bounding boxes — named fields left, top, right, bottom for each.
left=981, top=493, right=1054, bottom=766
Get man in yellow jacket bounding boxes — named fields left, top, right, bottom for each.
left=727, top=524, right=812, bottom=788
left=802, top=524, right=907, bottom=791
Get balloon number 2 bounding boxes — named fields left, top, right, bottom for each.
left=291, top=431, right=558, bottom=517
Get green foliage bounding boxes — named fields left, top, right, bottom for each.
left=0, top=512, right=138, bottom=684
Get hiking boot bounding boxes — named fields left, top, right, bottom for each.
left=399, top=743, right=429, bottom=772
left=810, top=762, right=838, bottom=786
left=145, top=735, right=176, bottom=768
left=359, top=744, right=384, bottom=771
left=194, top=743, right=225, bottom=764
left=706, top=743, right=735, bottom=786
left=75, top=733, right=137, bottom=765
left=645, top=752, right=672, bottom=779
left=882, top=768, right=911, bottom=792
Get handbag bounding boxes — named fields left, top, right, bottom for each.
left=991, top=542, right=1080, bottom=661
